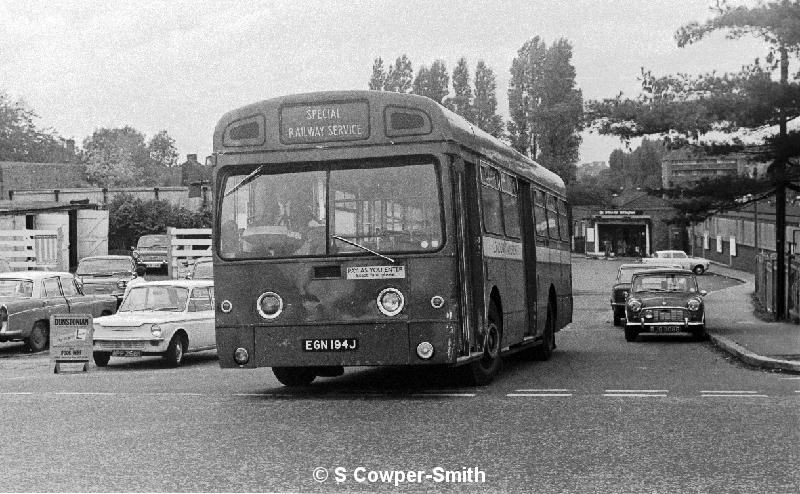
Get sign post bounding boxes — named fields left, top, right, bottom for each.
left=50, top=314, right=93, bottom=374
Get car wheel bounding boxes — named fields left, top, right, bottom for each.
left=693, top=265, right=705, bottom=275
left=273, top=367, right=316, bottom=386
left=164, top=334, right=187, bottom=367
left=613, top=309, right=623, bottom=326
left=26, top=321, right=49, bottom=352
left=624, top=326, right=639, bottom=342
left=465, top=301, right=503, bottom=385
left=93, top=351, right=111, bottom=367
left=692, top=325, right=707, bottom=341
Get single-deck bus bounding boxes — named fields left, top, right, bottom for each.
left=212, top=90, right=572, bottom=386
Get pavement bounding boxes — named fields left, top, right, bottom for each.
left=703, top=262, right=800, bottom=373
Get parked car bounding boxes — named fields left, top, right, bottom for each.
left=92, top=280, right=215, bottom=367
left=610, top=263, right=681, bottom=326
left=132, top=234, right=169, bottom=270
left=624, top=268, right=707, bottom=342
left=76, top=255, right=146, bottom=305
left=187, top=257, right=213, bottom=280
left=0, top=272, right=117, bottom=352
left=642, top=250, right=711, bottom=275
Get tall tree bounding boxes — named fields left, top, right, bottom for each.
left=447, top=57, right=473, bottom=120
left=368, top=57, right=387, bottom=91
left=413, top=60, right=449, bottom=103
left=508, top=37, right=583, bottom=184
left=586, top=0, right=800, bottom=318
left=0, top=91, right=66, bottom=162
left=384, top=55, right=414, bottom=93
left=473, top=60, right=504, bottom=138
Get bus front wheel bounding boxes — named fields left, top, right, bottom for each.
left=465, top=302, right=502, bottom=385
left=273, top=367, right=316, bottom=387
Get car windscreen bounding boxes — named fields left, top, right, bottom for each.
left=76, top=259, right=132, bottom=275
left=119, top=286, right=189, bottom=312
left=137, top=235, right=169, bottom=248
left=0, top=279, right=34, bottom=298
left=632, top=274, right=697, bottom=293
left=218, top=157, right=443, bottom=259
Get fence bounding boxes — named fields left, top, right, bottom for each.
left=0, top=228, right=64, bottom=271
left=756, top=252, right=800, bottom=321
left=167, top=227, right=211, bottom=279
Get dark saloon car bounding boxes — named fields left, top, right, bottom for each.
left=624, top=268, right=707, bottom=342
left=76, top=255, right=146, bottom=305
left=610, top=263, right=681, bottom=326
left=132, top=234, right=169, bottom=270
left=0, top=271, right=118, bottom=351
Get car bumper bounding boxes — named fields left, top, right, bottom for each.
left=625, top=320, right=705, bottom=332
left=139, top=261, right=167, bottom=268
left=93, top=337, right=167, bottom=354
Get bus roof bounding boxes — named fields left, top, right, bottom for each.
left=213, top=90, right=565, bottom=193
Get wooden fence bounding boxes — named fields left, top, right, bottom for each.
left=0, top=228, right=64, bottom=271
left=167, top=227, right=211, bottom=279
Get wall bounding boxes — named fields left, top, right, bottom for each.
left=10, top=186, right=211, bottom=212
left=0, top=162, right=88, bottom=199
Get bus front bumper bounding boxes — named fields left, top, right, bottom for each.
left=216, top=322, right=459, bottom=368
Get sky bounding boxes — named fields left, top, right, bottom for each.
left=0, top=0, right=771, bottom=166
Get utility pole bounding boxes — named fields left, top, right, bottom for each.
left=775, top=46, right=789, bottom=319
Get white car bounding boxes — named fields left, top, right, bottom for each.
left=92, top=280, right=215, bottom=367
left=642, top=250, right=711, bottom=275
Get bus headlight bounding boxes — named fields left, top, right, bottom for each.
left=257, top=292, right=283, bottom=319
left=150, top=324, right=162, bottom=337
left=627, top=299, right=642, bottom=313
left=377, top=288, right=404, bottom=316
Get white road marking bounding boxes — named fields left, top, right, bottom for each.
left=0, top=376, right=26, bottom=381
left=605, top=389, right=668, bottom=393
left=514, top=389, right=571, bottom=392
left=603, top=393, right=667, bottom=397
left=701, top=394, right=768, bottom=398
left=700, top=390, right=759, bottom=394
left=0, top=392, right=32, bottom=395
left=778, top=376, right=800, bottom=380
left=52, top=392, right=117, bottom=395
left=410, top=393, right=476, bottom=397
left=507, top=393, right=573, bottom=397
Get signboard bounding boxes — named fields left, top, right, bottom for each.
left=586, top=227, right=595, bottom=242
left=598, top=210, right=642, bottom=216
left=346, top=265, right=405, bottom=280
left=50, top=314, right=93, bottom=373
left=280, top=101, right=369, bottom=144
left=483, top=236, right=523, bottom=260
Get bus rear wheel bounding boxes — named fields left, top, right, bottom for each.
left=273, top=367, right=316, bottom=387
left=465, top=302, right=502, bottom=385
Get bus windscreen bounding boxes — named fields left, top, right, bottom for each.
left=218, top=160, right=443, bottom=259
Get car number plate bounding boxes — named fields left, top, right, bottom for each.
left=112, top=350, right=142, bottom=357
left=302, top=338, right=358, bottom=352
left=652, top=325, right=681, bottom=333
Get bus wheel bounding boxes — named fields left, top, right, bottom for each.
left=273, top=367, right=316, bottom=387
left=466, top=303, right=502, bottom=385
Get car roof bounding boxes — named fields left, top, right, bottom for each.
left=128, top=279, right=213, bottom=288
left=632, top=267, right=694, bottom=275
left=0, top=271, right=73, bottom=280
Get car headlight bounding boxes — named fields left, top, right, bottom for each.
left=688, top=298, right=701, bottom=311
left=150, top=324, right=162, bottom=337
left=116, top=280, right=127, bottom=289
left=627, top=299, right=642, bottom=313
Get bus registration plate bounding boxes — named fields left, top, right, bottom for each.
left=303, top=338, right=358, bottom=352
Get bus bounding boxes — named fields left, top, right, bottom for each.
left=212, top=90, right=572, bottom=386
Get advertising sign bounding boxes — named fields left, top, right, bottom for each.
left=50, top=314, right=93, bottom=373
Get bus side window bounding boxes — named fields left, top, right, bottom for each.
left=546, top=194, right=559, bottom=240
left=480, top=164, right=503, bottom=235
left=558, top=199, right=570, bottom=242
left=533, top=189, right=548, bottom=238
left=501, top=173, right=520, bottom=238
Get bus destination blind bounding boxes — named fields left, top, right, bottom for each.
left=280, top=101, right=369, bottom=144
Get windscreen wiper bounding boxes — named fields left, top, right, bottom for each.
left=224, top=165, right=265, bottom=197
left=331, top=235, right=395, bottom=263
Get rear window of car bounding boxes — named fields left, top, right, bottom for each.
left=137, top=235, right=169, bottom=248
left=0, top=279, right=33, bottom=297
left=77, top=258, right=133, bottom=275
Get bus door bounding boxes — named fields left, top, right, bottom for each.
left=519, top=181, right=537, bottom=336
left=455, top=158, right=484, bottom=355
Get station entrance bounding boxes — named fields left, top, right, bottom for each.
left=596, top=222, right=647, bottom=257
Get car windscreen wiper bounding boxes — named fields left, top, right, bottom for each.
left=331, top=235, right=395, bottom=264
left=224, top=165, right=265, bottom=197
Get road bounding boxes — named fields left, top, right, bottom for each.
left=0, top=258, right=798, bottom=493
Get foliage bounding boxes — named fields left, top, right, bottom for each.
left=412, top=60, right=449, bottom=103
left=384, top=55, right=414, bottom=93
left=507, top=36, right=584, bottom=184
left=107, top=193, right=212, bottom=251
left=446, top=57, right=473, bottom=120
left=0, top=91, right=67, bottom=162
left=473, top=61, right=504, bottom=138
left=83, top=126, right=179, bottom=187
left=368, top=57, right=387, bottom=90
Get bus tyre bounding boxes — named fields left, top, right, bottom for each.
left=693, top=265, right=705, bottom=275
left=273, top=367, right=316, bottom=387
left=26, top=321, right=49, bottom=352
left=530, top=302, right=555, bottom=361
left=624, top=326, right=639, bottom=342
left=93, top=352, right=111, bottom=367
left=164, top=334, right=187, bottom=367
left=466, top=303, right=502, bottom=385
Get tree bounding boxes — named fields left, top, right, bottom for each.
left=0, top=91, right=66, bottom=162
left=413, top=60, right=449, bottom=103
left=384, top=55, right=414, bottom=93
left=83, top=126, right=178, bottom=187
left=368, top=57, right=387, bottom=90
left=473, top=60, right=504, bottom=138
left=447, top=57, right=473, bottom=120
left=508, top=37, right=584, bottom=184
left=586, top=0, right=800, bottom=318
left=148, top=130, right=178, bottom=168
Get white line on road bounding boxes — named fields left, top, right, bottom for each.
left=701, top=394, right=768, bottom=398
left=604, top=390, right=669, bottom=393
left=700, top=390, right=759, bottom=394
left=603, top=393, right=667, bottom=397
left=410, top=393, right=476, bottom=397
left=52, top=392, right=117, bottom=395
left=507, top=393, right=573, bottom=397
left=514, top=389, right=571, bottom=392
left=0, top=392, right=32, bottom=395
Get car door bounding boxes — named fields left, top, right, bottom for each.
left=186, top=286, right=215, bottom=350
left=42, top=277, right=70, bottom=317
left=673, top=252, right=690, bottom=270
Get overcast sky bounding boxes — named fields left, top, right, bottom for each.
left=0, top=0, right=769, bottom=165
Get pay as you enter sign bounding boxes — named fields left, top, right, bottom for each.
left=50, top=314, right=93, bottom=373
